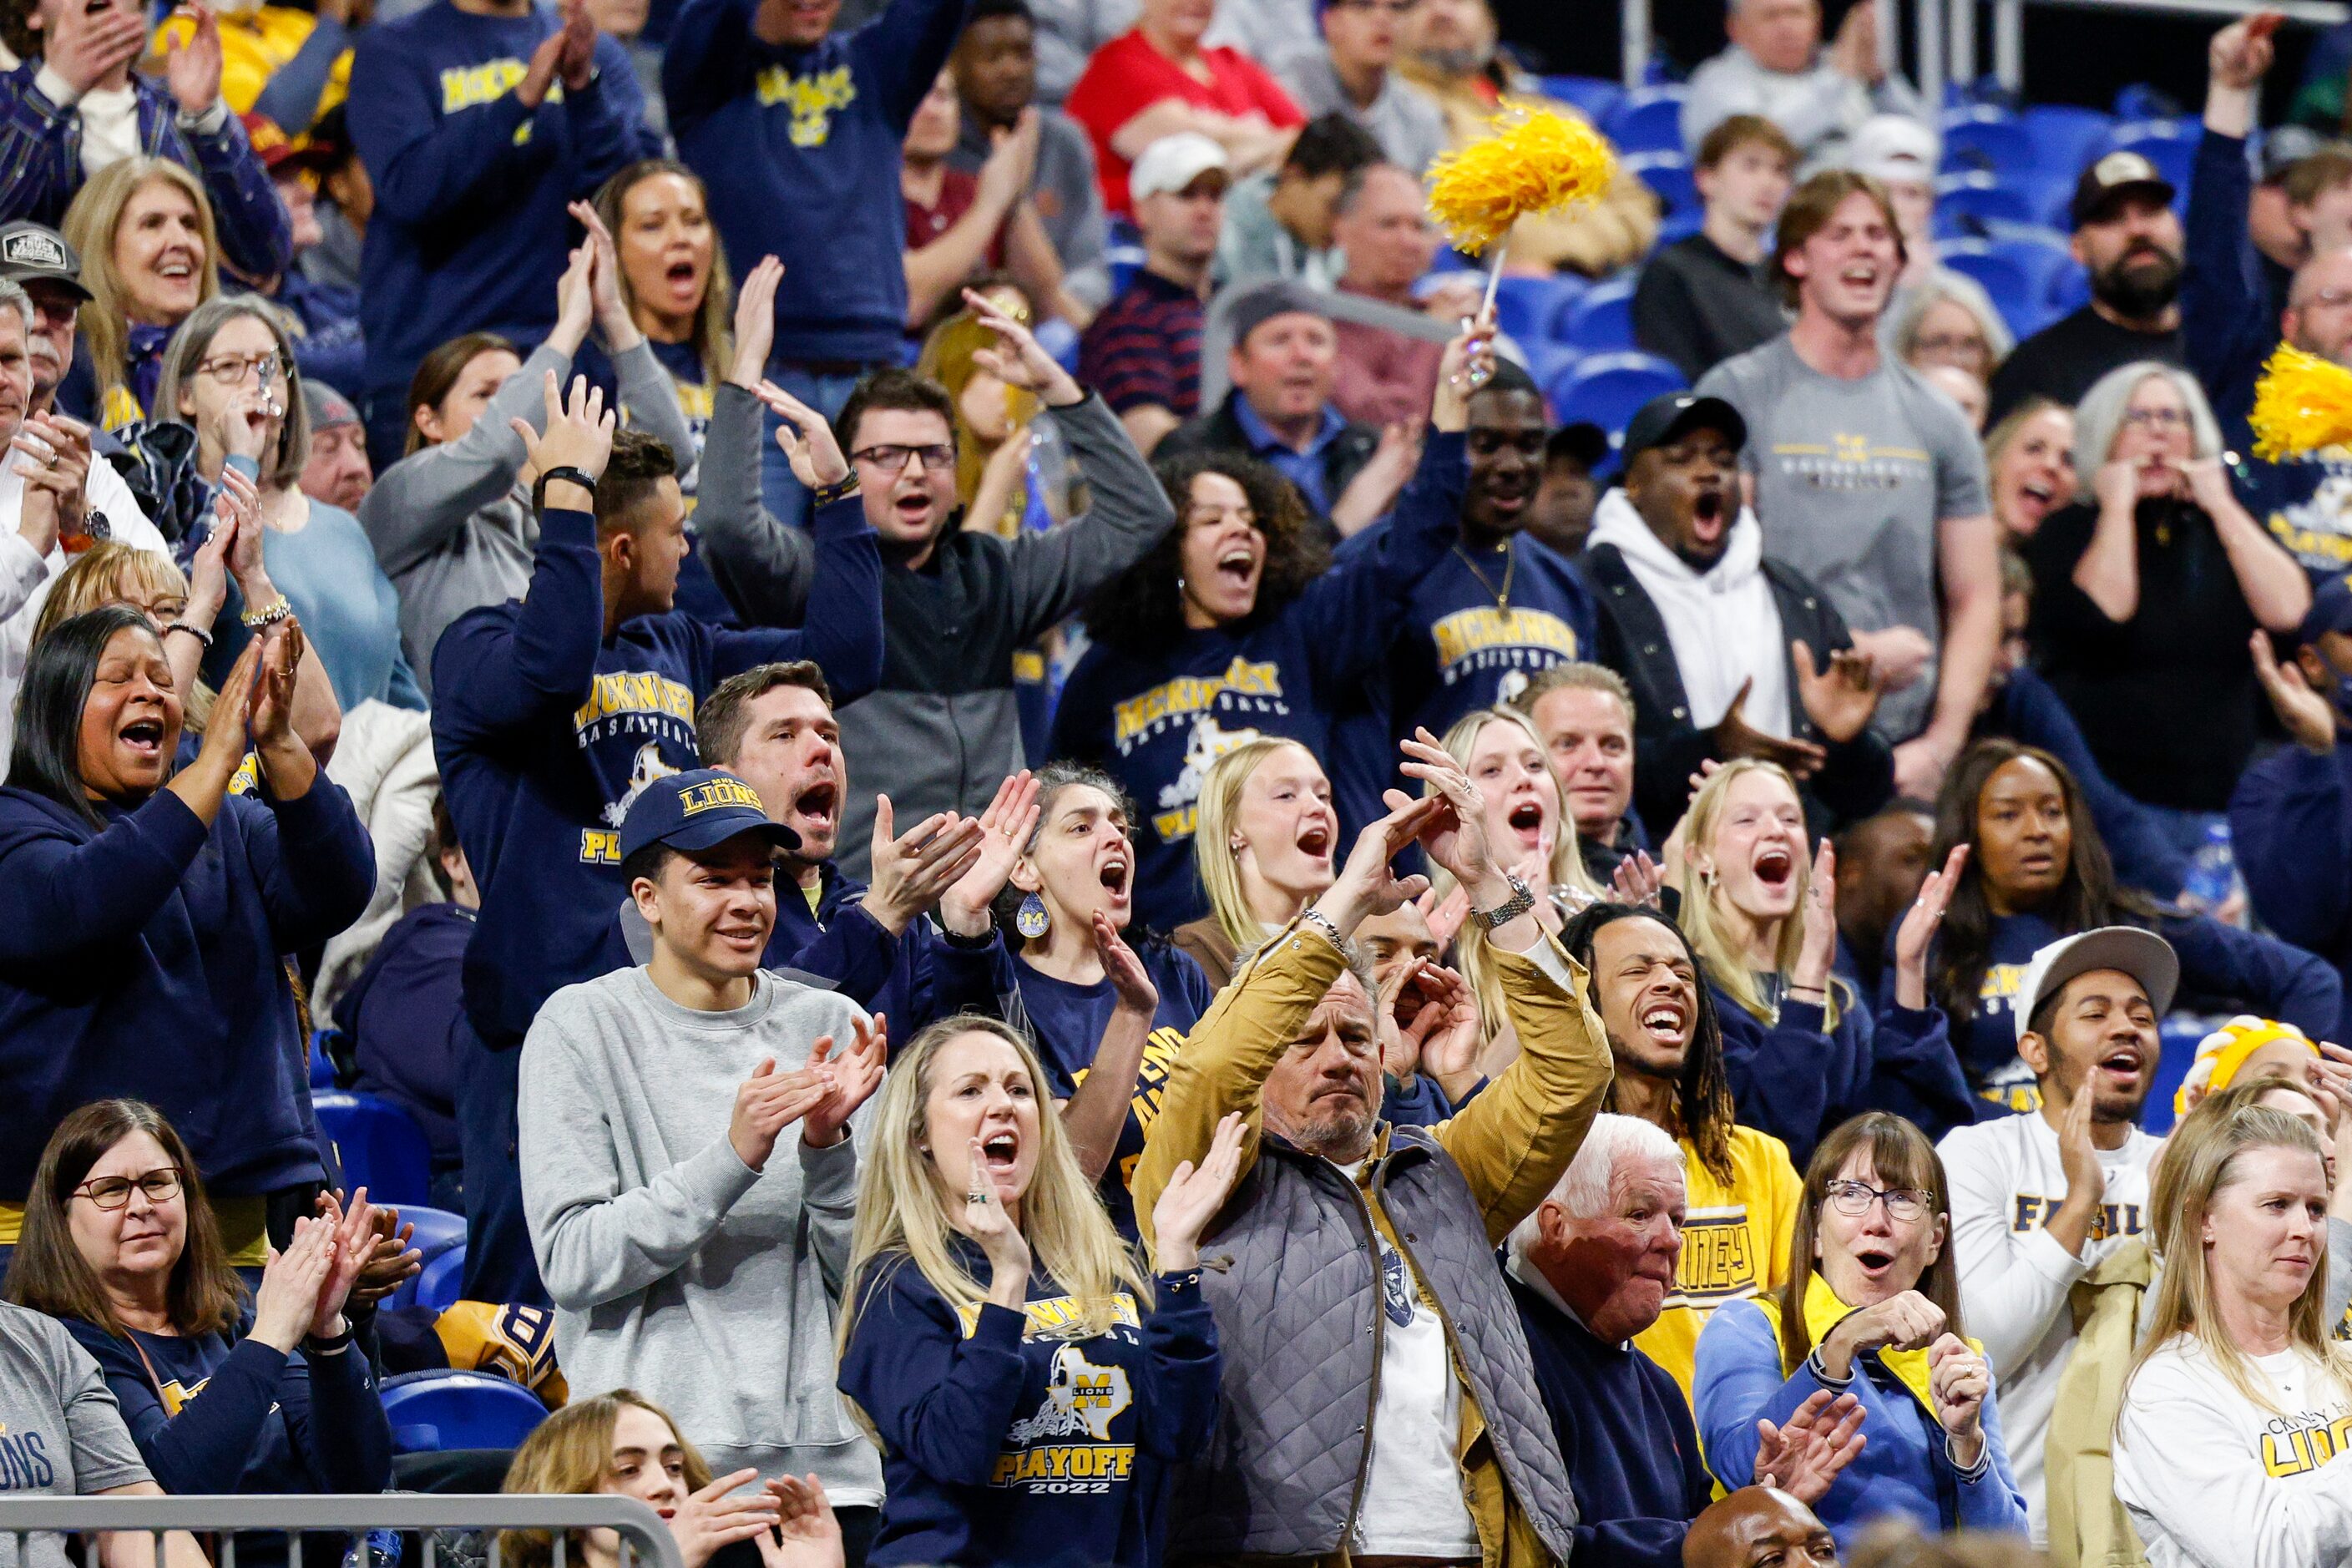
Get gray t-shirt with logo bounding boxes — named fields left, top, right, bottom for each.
left=0, top=1303, right=151, bottom=1568
left=1697, top=335, right=1990, bottom=740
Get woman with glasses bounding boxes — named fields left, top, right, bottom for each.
left=2022, top=361, right=2309, bottom=839
left=5, top=1100, right=392, bottom=1542
left=1692, top=1111, right=2028, bottom=1549
left=156, top=297, right=417, bottom=720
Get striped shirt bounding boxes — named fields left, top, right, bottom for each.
left=1078, top=269, right=1203, bottom=420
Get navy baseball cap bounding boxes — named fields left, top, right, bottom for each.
left=2301, top=572, right=2352, bottom=645
left=619, top=768, right=800, bottom=864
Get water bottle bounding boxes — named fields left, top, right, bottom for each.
left=342, top=1527, right=402, bottom=1568
left=2184, top=819, right=2238, bottom=915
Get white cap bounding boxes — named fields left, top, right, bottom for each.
left=1846, top=114, right=1939, bottom=188
left=2013, top=926, right=2180, bottom=1044
left=1130, top=132, right=1231, bottom=202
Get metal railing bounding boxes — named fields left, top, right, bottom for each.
left=0, top=1495, right=683, bottom=1568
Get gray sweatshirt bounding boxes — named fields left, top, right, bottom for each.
left=518, top=966, right=881, bottom=1503
left=1679, top=44, right=1926, bottom=167
left=358, top=339, right=695, bottom=696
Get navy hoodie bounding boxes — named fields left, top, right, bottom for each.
left=0, top=778, right=372, bottom=1200
left=346, top=3, right=658, bottom=410
left=665, top=0, right=968, bottom=369
left=2231, top=740, right=2352, bottom=1043
left=431, top=495, right=883, bottom=1052
left=1712, top=981, right=1974, bottom=1166
left=1920, top=908, right=2343, bottom=1119
left=341, top=901, right=474, bottom=1172
left=1050, top=431, right=1470, bottom=927
left=838, top=1245, right=1220, bottom=1568
left=1010, top=943, right=1214, bottom=1235
left=1509, top=1275, right=1711, bottom=1568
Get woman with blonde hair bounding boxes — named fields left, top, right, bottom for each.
left=2114, top=1101, right=2352, bottom=1565
left=500, top=1389, right=834, bottom=1568
left=836, top=1014, right=1241, bottom=1567
left=917, top=281, right=1075, bottom=541
left=1172, top=736, right=1338, bottom=986
left=62, top=159, right=221, bottom=430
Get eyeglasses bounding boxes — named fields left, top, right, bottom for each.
left=852, top=443, right=955, bottom=473
left=2120, top=406, right=2190, bottom=431
left=1823, top=1177, right=1931, bottom=1222
left=73, top=1169, right=182, bottom=1210
left=1329, top=0, right=1420, bottom=12
left=194, top=351, right=288, bottom=387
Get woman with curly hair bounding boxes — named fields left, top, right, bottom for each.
left=1047, top=320, right=1494, bottom=928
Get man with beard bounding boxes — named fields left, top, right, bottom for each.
left=1697, top=172, right=1998, bottom=804
left=1506, top=1113, right=1866, bottom=1568
left=1984, top=154, right=2185, bottom=423
left=1581, top=391, right=1891, bottom=842
left=2232, top=246, right=2352, bottom=587
left=1935, top=926, right=2175, bottom=1545
left=1553, top=902, right=1808, bottom=1404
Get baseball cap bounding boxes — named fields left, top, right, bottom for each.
left=302, top=380, right=361, bottom=433
left=1130, top=133, right=1231, bottom=202
left=1619, top=393, right=1746, bottom=463
left=2012, top=926, right=2179, bottom=1044
left=1548, top=422, right=1608, bottom=469
left=618, top=768, right=800, bottom=866
left=1227, top=279, right=1328, bottom=346
left=2300, top=572, right=2352, bottom=645
left=0, top=222, right=90, bottom=302
left=1845, top=114, right=1939, bottom=188
left=2071, top=150, right=2176, bottom=228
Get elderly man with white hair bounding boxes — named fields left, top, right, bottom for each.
left=1505, top=1112, right=1868, bottom=1568
left=1682, top=0, right=1927, bottom=166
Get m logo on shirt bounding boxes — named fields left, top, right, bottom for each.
left=754, top=63, right=856, bottom=147
left=1661, top=1206, right=1759, bottom=1310
left=1428, top=608, right=1579, bottom=686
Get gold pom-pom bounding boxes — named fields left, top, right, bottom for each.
left=1425, top=104, right=1618, bottom=256
left=2250, top=343, right=2352, bottom=462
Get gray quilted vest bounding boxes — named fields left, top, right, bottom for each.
left=1168, top=1123, right=1580, bottom=1562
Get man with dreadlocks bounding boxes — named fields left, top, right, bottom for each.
left=1556, top=900, right=1807, bottom=1406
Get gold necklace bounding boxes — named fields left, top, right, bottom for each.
left=1454, top=540, right=1515, bottom=612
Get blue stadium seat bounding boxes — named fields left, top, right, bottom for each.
left=409, top=1248, right=467, bottom=1313
left=1939, top=242, right=2036, bottom=328
left=2049, top=262, right=2092, bottom=315
left=2102, top=119, right=2197, bottom=195
left=1538, top=74, right=1623, bottom=128
left=1934, top=173, right=2042, bottom=231
left=1491, top=275, right=1585, bottom=353
left=313, top=1091, right=432, bottom=1208
left=1940, top=117, right=2039, bottom=180
left=2021, top=104, right=2117, bottom=177
left=308, top=1030, right=336, bottom=1089
left=1985, top=235, right=2078, bottom=308
left=381, top=1371, right=547, bottom=1454
left=387, top=1206, right=467, bottom=1312
left=1606, top=87, right=1686, bottom=155
left=1545, top=352, right=1687, bottom=445
left=1658, top=206, right=1704, bottom=244
left=1556, top=276, right=1636, bottom=353
left=2112, top=83, right=2180, bottom=122
left=1625, top=152, right=1694, bottom=221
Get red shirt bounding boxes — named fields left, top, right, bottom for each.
left=904, top=166, right=1005, bottom=269
left=1063, top=29, right=1305, bottom=216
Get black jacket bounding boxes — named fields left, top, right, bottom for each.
left=1584, top=540, right=1895, bottom=837
left=1156, top=391, right=1380, bottom=534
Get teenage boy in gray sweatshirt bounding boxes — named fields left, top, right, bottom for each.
left=518, top=766, right=888, bottom=1541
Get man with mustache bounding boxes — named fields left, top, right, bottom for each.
left=1985, top=154, right=2186, bottom=423
left=1581, top=391, right=1891, bottom=843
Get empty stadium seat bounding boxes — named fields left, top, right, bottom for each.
left=1545, top=352, right=1687, bottom=445
left=1625, top=152, right=1695, bottom=221
left=1606, top=87, right=1686, bottom=155
left=2021, top=104, right=2118, bottom=176
left=2049, top=262, right=2092, bottom=315
left=1658, top=206, right=1704, bottom=244
left=309, top=1030, right=336, bottom=1089
left=387, top=1206, right=468, bottom=1313
left=1557, top=276, right=1636, bottom=353
left=381, top=1371, right=548, bottom=1453
left=313, top=1091, right=433, bottom=1208
left=1492, top=275, right=1586, bottom=354
left=1934, top=173, right=2044, bottom=231
left=1538, top=73, right=1623, bottom=128
left=2102, top=119, right=2197, bottom=195
left=1940, top=117, right=2039, bottom=179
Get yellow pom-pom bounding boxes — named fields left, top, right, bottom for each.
left=1425, top=104, right=1617, bottom=255
left=2250, top=342, right=2352, bottom=462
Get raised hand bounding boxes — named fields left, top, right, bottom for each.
left=665, top=1470, right=783, bottom=1568
left=556, top=0, right=597, bottom=91
left=1315, top=796, right=1442, bottom=938
left=727, top=1057, right=828, bottom=1171
left=568, top=200, right=639, bottom=347
left=343, top=1207, right=422, bottom=1308
left=13, top=413, right=92, bottom=553
left=752, top=381, right=850, bottom=488
left=307, top=1186, right=378, bottom=1338
left=1611, top=849, right=1663, bottom=908
left=1712, top=677, right=1828, bottom=778
left=860, top=794, right=985, bottom=937
left=162, top=5, right=225, bottom=115
left=939, top=771, right=1041, bottom=938
left=1150, top=1112, right=1247, bottom=1271
left=962, top=286, right=1081, bottom=407
left=1793, top=840, right=1838, bottom=997
left=1928, top=1334, right=1990, bottom=1464
left=1094, top=909, right=1159, bottom=1017
left=1753, top=1388, right=1867, bottom=1505
left=1430, top=307, right=1499, bottom=434
left=511, top=372, right=616, bottom=497
left=2210, top=10, right=2280, bottom=92
left=802, top=1015, right=887, bottom=1148
left=959, top=1136, right=1032, bottom=1304
left=246, top=619, right=307, bottom=754
left=2252, top=630, right=2339, bottom=753
left=1792, top=642, right=1879, bottom=746
left=729, top=256, right=786, bottom=387
left=514, top=26, right=567, bottom=109
left=1418, top=884, right=1471, bottom=952
left=551, top=241, right=596, bottom=349
left=1891, top=843, right=1967, bottom=1009
left=1393, top=727, right=1495, bottom=891
left=2054, top=1065, right=2107, bottom=1227
left=250, top=1217, right=334, bottom=1352
left=43, top=0, right=146, bottom=96
left=1400, top=961, right=1481, bottom=1098
left=975, top=109, right=1041, bottom=214
left=757, top=1475, right=844, bottom=1568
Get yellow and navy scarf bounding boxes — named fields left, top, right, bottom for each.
left=1767, top=1272, right=1985, bottom=1418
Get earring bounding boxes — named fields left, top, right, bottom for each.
left=1016, top=891, right=1050, bottom=940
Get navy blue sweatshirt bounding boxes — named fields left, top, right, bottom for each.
left=1921, top=908, right=2343, bottom=1118
left=665, top=0, right=968, bottom=369
left=347, top=3, right=658, bottom=408
left=2182, top=128, right=2285, bottom=440
left=1716, top=979, right=1977, bottom=1157
left=838, top=1246, right=1220, bottom=1568
left=1050, top=431, right=1469, bottom=928
left=341, top=901, right=473, bottom=1172
left=431, top=496, right=883, bottom=1051
left=2232, top=739, right=2352, bottom=1043
left=1010, top=943, right=1213, bottom=1235
left=63, top=1318, right=391, bottom=1504
left=1509, top=1276, right=1710, bottom=1568
left=0, top=778, right=372, bottom=1200
left=2232, top=447, right=2352, bottom=589
left=1980, top=669, right=2189, bottom=902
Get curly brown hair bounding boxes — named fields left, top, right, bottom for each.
left=1079, top=452, right=1329, bottom=655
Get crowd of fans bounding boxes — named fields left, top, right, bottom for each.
left=2, top=0, right=2352, bottom=1563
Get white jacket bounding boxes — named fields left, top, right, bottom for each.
left=1586, top=489, right=1792, bottom=736
left=315, top=701, right=441, bottom=1026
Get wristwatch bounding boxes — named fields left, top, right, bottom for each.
left=1471, top=872, right=1535, bottom=930
left=534, top=465, right=599, bottom=512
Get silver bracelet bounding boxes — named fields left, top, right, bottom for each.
left=162, top=620, right=213, bottom=648
left=1297, top=907, right=1347, bottom=953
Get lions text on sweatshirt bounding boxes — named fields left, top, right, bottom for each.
left=347, top=3, right=658, bottom=410
left=1049, top=432, right=1469, bottom=927
left=2115, top=1338, right=2352, bottom=1568
left=1938, top=1109, right=2158, bottom=1544
left=430, top=496, right=882, bottom=1051
left=665, top=0, right=969, bottom=370
left=838, top=1245, right=1220, bottom=1568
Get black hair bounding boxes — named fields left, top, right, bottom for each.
left=1557, top=899, right=1737, bottom=1186
left=1469, top=357, right=1542, bottom=405
left=427, top=793, right=458, bottom=899
left=619, top=842, right=676, bottom=893
left=964, top=0, right=1034, bottom=23
left=1283, top=114, right=1384, bottom=181
left=836, top=367, right=958, bottom=461
left=596, top=429, right=680, bottom=532
left=10, top=605, right=160, bottom=831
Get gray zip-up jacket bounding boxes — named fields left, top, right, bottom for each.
left=698, top=389, right=1176, bottom=878
left=359, top=338, right=694, bottom=696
